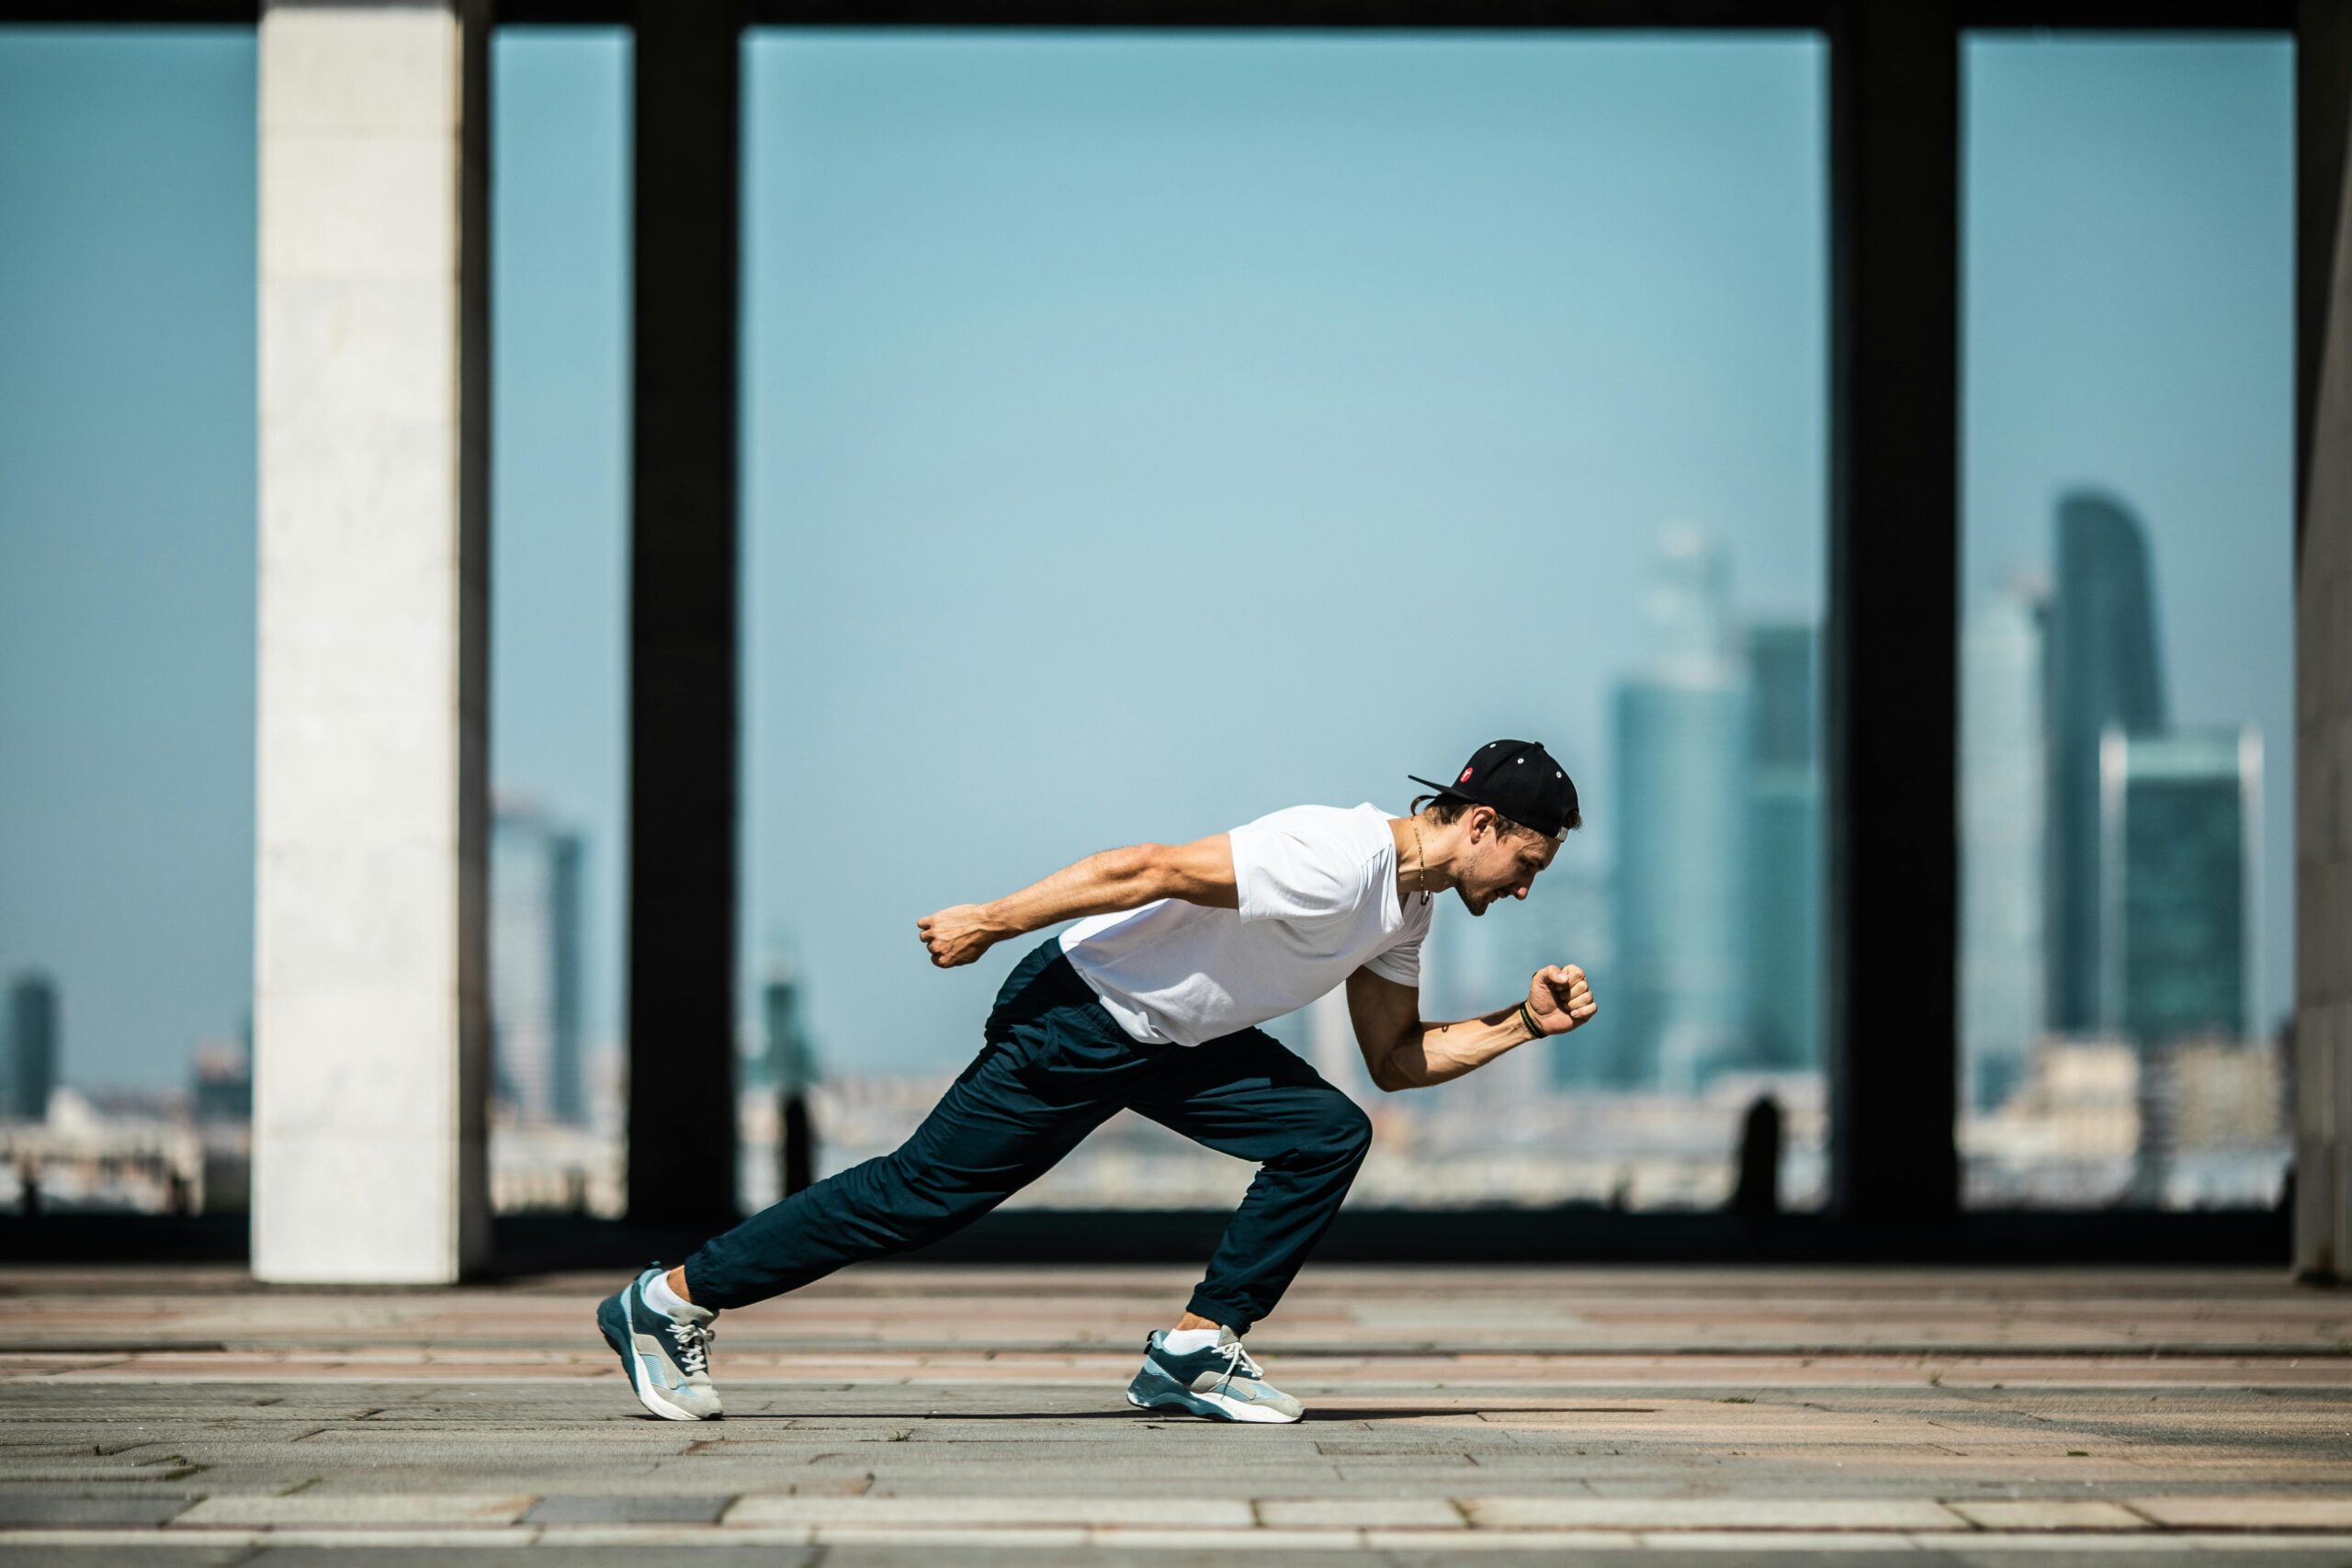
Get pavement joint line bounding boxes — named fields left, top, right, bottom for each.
left=26, top=1340, right=2352, bottom=1359
left=29, top=1521, right=2352, bottom=1540
left=17, top=1526, right=2352, bottom=1549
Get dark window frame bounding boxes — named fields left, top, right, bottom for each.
left=0, top=0, right=2319, bottom=1267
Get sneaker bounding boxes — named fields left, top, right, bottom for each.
left=1125, top=1327, right=1304, bottom=1424
left=595, top=1264, right=722, bottom=1422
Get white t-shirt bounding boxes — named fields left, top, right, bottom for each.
left=1057, top=803, right=1431, bottom=1047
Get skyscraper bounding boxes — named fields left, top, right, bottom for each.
left=491, top=803, right=587, bottom=1126
left=1611, top=528, right=1751, bottom=1093
left=754, top=962, right=821, bottom=1097
left=1961, top=578, right=2048, bottom=1110
left=2045, top=491, right=2167, bottom=1033
left=6, top=973, right=57, bottom=1123
left=1744, top=621, right=1821, bottom=1074
left=2098, top=728, right=2256, bottom=1049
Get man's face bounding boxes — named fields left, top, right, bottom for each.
left=1453, top=811, right=1558, bottom=916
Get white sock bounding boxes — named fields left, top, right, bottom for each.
left=1163, top=1327, right=1224, bottom=1354
left=643, top=1269, right=696, bottom=1321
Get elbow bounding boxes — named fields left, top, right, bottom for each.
left=1367, top=1054, right=1417, bottom=1095
left=1130, top=841, right=1218, bottom=905
left=1110, top=843, right=1172, bottom=899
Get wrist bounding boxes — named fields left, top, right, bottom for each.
left=1516, top=998, right=1547, bottom=1041
left=980, top=900, right=1022, bottom=940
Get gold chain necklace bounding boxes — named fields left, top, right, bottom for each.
left=1408, top=818, right=1432, bottom=908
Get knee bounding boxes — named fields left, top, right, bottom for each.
left=1303, top=1095, right=1373, bottom=1168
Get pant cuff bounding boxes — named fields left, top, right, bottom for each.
left=1185, top=1290, right=1256, bottom=1337
left=679, top=1258, right=726, bottom=1313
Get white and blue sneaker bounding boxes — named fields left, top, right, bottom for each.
left=595, top=1265, right=722, bottom=1422
left=1125, top=1327, right=1305, bottom=1424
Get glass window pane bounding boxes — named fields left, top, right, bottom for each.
left=1959, top=35, right=2293, bottom=1209
left=742, top=32, right=1826, bottom=1211
left=488, top=28, right=631, bottom=1218
left=0, top=29, right=255, bottom=1213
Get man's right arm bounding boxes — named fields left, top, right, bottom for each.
left=916, top=835, right=1238, bottom=968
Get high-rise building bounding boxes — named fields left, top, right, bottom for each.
left=1961, top=578, right=2049, bottom=1110
left=1611, top=528, right=1751, bottom=1093
left=2098, top=728, right=2257, bottom=1049
left=2044, top=491, right=2167, bottom=1032
left=1539, top=857, right=1618, bottom=1092
left=191, top=1040, right=254, bottom=1125
left=1744, top=621, right=1821, bottom=1074
left=6, top=973, right=58, bottom=1123
left=754, top=962, right=821, bottom=1097
left=491, top=802, right=587, bottom=1125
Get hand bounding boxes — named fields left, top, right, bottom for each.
left=1528, top=964, right=1596, bottom=1036
left=916, top=903, right=1004, bottom=969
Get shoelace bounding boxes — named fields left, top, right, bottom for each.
left=669, top=1318, right=715, bottom=1379
left=1212, top=1338, right=1263, bottom=1397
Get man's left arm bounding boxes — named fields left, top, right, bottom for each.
left=1345, top=964, right=1596, bottom=1093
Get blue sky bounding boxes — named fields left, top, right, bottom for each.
left=0, top=26, right=2295, bottom=1090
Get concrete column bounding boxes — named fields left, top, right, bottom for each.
left=252, top=0, right=491, bottom=1283
left=2298, top=0, right=2352, bottom=1280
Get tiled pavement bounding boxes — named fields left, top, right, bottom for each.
left=5, top=1263, right=2352, bottom=1564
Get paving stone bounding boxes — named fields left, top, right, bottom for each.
left=809, top=1524, right=1094, bottom=1547
left=1946, top=1498, right=2151, bottom=1531
left=172, top=1493, right=536, bottom=1527
left=1258, top=1495, right=1464, bottom=1528
left=243, top=1555, right=818, bottom=1568
left=0, top=1551, right=252, bottom=1567
left=726, top=1494, right=1257, bottom=1528
left=1641, top=1531, right=1928, bottom=1551
left=2129, top=1496, right=2352, bottom=1529
left=525, top=1494, right=731, bottom=1524
left=0, top=1495, right=194, bottom=1526
left=1088, top=1526, right=1369, bottom=1547
left=1462, top=1495, right=1970, bottom=1530
left=1365, top=1529, right=1645, bottom=1551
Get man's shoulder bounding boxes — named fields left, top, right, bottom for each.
left=1238, top=801, right=1392, bottom=838
left=1231, top=804, right=1396, bottom=904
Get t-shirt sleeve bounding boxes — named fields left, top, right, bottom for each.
left=1363, top=932, right=1422, bottom=987
left=1230, top=812, right=1366, bottom=925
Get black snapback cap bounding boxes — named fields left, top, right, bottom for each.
left=1409, top=739, right=1579, bottom=840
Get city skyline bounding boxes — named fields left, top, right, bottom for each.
left=0, top=31, right=2294, bottom=1092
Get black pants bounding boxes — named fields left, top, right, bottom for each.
left=682, top=937, right=1373, bottom=1335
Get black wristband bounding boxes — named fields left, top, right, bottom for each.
left=1517, top=998, right=1546, bottom=1039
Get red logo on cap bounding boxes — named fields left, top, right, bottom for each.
left=1459, top=767, right=1474, bottom=783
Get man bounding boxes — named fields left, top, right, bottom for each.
left=598, top=739, right=1598, bottom=1424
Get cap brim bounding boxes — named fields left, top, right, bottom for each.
left=1407, top=774, right=1472, bottom=798
left=1405, top=774, right=1568, bottom=840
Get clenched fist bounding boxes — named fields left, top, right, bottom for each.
left=917, top=904, right=1003, bottom=968
left=1527, top=964, right=1597, bottom=1036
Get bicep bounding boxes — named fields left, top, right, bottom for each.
left=1153, top=832, right=1239, bottom=909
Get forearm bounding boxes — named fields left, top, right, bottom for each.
left=978, top=846, right=1170, bottom=942
left=1373, top=1004, right=1540, bottom=1091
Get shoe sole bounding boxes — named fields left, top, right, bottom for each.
left=595, top=1290, right=714, bottom=1423
left=1124, top=1369, right=1302, bottom=1424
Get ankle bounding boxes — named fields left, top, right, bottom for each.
left=643, top=1267, right=699, bottom=1321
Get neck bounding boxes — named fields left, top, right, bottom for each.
left=1390, top=814, right=1462, bottom=897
